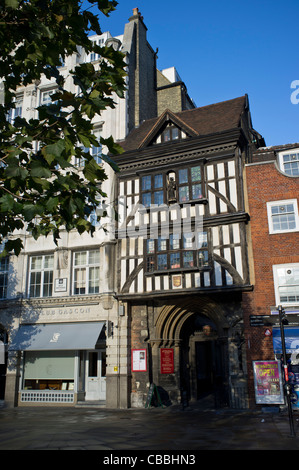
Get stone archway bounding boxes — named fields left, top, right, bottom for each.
left=152, top=295, right=245, bottom=407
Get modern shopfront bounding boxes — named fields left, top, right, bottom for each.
left=9, top=321, right=106, bottom=405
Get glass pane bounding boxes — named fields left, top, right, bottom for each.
left=158, top=237, right=167, bottom=251
left=154, top=174, right=163, bottom=188
left=198, top=250, right=209, bottom=267
left=192, top=183, right=202, bottom=199
left=183, top=232, right=195, bottom=249
left=44, top=255, right=54, bottom=269
left=178, top=169, right=188, bottom=184
left=30, top=272, right=41, bottom=297
left=89, top=267, right=99, bottom=294
left=74, top=252, right=87, bottom=266
left=170, top=252, right=180, bottom=269
left=142, top=192, right=151, bottom=207
left=74, top=268, right=86, bottom=294
left=157, top=254, right=167, bottom=270
left=43, top=271, right=53, bottom=297
left=142, top=175, right=151, bottom=191
left=198, top=232, right=208, bottom=248
left=146, top=256, right=155, bottom=272
left=88, top=352, right=98, bottom=377
left=170, top=233, right=180, bottom=250
left=89, top=250, right=100, bottom=264
left=179, top=186, right=189, bottom=202
left=31, top=256, right=42, bottom=270
left=154, top=190, right=164, bottom=205
left=183, top=251, right=194, bottom=267
left=147, top=239, right=155, bottom=254
left=191, top=166, right=201, bottom=181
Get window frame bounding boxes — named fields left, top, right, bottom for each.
left=28, top=254, right=54, bottom=298
left=278, top=149, right=299, bottom=177
left=140, top=173, right=165, bottom=208
left=267, top=199, right=299, bottom=234
left=145, top=230, right=210, bottom=274
left=140, top=164, right=204, bottom=208
left=7, top=95, right=23, bottom=123
left=273, top=263, right=299, bottom=307
left=0, top=257, right=9, bottom=299
left=72, top=249, right=100, bottom=295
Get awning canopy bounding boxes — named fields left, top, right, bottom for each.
left=9, top=322, right=105, bottom=351
left=273, top=327, right=299, bottom=354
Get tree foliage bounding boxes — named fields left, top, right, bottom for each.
left=0, top=0, right=126, bottom=255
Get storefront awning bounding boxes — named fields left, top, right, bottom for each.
left=9, top=322, right=105, bottom=351
left=273, top=327, right=299, bottom=354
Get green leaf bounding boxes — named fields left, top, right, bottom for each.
left=43, top=139, right=66, bottom=159
left=30, top=161, right=52, bottom=179
left=5, top=0, right=20, bottom=9
left=0, top=194, right=14, bottom=212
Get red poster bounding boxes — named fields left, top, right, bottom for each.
left=160, top=348, right=174, bottom=374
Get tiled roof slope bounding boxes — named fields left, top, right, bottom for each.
left=252, top=143, right=299, bottom=163
left=119, top=96, right=247, bottom=152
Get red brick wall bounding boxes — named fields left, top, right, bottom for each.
left=244, top=160, right=299, bottom=405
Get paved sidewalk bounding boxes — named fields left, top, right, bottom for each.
left=1, top=403, right=299, bottom=450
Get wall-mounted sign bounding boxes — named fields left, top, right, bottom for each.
left=131, top=349, right=147, bottom=372
left=160, top=348, right=174, bottom=374
left=54, top=278, right=67, bottom=292
left=253, top=360, right=284, bottom=404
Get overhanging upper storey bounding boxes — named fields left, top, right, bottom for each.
left=114, top=96, right=264, bottom=298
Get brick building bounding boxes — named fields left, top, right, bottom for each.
left=244, top=143, right=299, bottom=407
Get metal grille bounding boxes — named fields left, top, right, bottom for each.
left=20, top=390, right=74, bottom=403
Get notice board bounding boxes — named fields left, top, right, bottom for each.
left=160, top=348, right=174, bottom=374
left=253, top=360, right=284, bottom=404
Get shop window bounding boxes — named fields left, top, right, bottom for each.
left=23, top=351, right=75, bottom=391
left=29, top=254, right=54, bottom=298
left=73, top=250, right=100, bottom=295
left=267, top=200, right=299, bottom=234
left=145, top=231, right=209, bottom=273
left=278, top=149, right=299, bottom=176
left=0, top=257, right=9, bottom=299
left=273, top=264, right=299, bottom=306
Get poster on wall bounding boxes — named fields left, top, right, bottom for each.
left=253, top=361, right=284, bottom=404
left=160, top=348, right=174, bottom=374
left=131, top=349, right=147, bottom=372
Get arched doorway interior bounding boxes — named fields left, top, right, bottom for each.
left=154, top=297, right=231, bottom=408
left=180, top=313, right=228, bottom=406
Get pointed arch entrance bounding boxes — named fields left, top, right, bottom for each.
left=153, top=295, right=241, bottom=407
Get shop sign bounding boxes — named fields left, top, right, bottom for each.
left=253, top=360, right=284, bottom=404
left=160, top=348, right=174, bottom=374
left=131, top=349, right=147, bottom=372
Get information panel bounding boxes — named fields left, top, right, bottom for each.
left=160, top=348, right=174, bottom=374
left=131, top=349, right=147, bottom=372
left=253, top=360, right=284, bottom=404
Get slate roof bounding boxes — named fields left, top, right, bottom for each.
left=252, top=143, right=299, bottom=163
left=119, top=96, right=248, bottom=152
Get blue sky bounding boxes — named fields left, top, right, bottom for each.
left=86, top=0, right=298, bottom=147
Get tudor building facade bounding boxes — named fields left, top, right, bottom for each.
left=114, top=95, right=265, bottom=408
